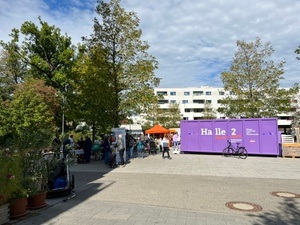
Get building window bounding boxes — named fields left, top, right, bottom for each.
left=193, top=100, right=205, bottom=104
left=194, top=108, right=204, bottom=112
left=157, top=91, right=167, bottom=96
left=219, top=91, right=225, bottom=95
left=206, top=91, right=212, bottom=95
left=170, top=91, right=176, bottom=96
left=170, top=100, right=176, bottom=104
left=182, top=100, right=188, bottom=104
left=184, top=92, right=190, bottom=96
left=193, top=91, right=203, bottom=96
left=183, top=117, right=189, bottom=120
left=185, top=109, right=191, bottom=112
left=206, top=100, right=212, bottom=104
left=194, top=117, right=202, bottom=120
left=229, top=91, right=235, bottom=95
left=158, top=100, right=169, bottom=104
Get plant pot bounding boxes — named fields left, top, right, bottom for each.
left=0, top=203, right=10, bottom=225
left=27, top=191, right=47, bottom=210
left=10, top=197, right=28, bottom=219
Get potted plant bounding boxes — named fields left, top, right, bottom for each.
left=0, top=148, right=22, bottom=223
left=7, top=131, right=53, bottom=211
left=22, top=149, right=50, bottom=210
left=9, top=188, right=29, bottom=220
left=0, top=148, right=29, bottom=220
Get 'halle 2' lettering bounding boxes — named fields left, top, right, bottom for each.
left=201, top=128, right=226, bottom=135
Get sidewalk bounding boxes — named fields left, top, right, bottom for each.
left=14, top=152, right=300, bottom=225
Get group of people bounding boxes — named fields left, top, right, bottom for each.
left=51, top=134, right=93, bottom=163
left=135, top=132, right=180, bottom=160
left=51, top=131, right=180, bottom=167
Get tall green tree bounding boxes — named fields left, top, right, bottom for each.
left=0, top=17, right=75, bottom=92
left=83, top=0, right=160, bottom=127
left=144, top=103, right=163, bottom=127
left=1, top=17, right=76, bottom=132
left=220, top=38, right=299, bottom=118
left=292, top=45, right=300, bottom=126
left=168, top=103, right=182, bottom=127
left=143, top=103, right=182, bottom=128
left=160, top=103, right=182, bottom=128
left=202, top=103, right=217, bottom=119
left=67, top=45, right=115, bottom=138
left=0, top=49, right=26, bottom=101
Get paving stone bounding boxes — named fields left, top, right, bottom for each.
left=13, top=154, right=300, bottom=225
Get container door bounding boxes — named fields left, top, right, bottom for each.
left=228, top=120, right=244, bottom=145
left=260, top=119, right=278, bottom=155
left=213, top=120, right=228, bottom=153
left=180, top=121, right=200, bottom=152
left=243, top=120, right=260, bottom=154
left=198, top=120, right=214, bottom=152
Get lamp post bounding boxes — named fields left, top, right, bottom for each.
left=61, top=85, right=68, bottom=136
left=62, top=108, right=65, bottom=136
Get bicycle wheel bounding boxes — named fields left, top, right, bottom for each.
left=238, top=147, right=248, bottom=159
left=222, top=147, right=230, bottom=157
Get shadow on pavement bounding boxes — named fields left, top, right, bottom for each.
left=250, top=198, right=300, bottom=225
left=13, top=159, right=117, bottom=225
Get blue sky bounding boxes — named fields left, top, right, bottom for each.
left=0, top=0, right=300, bottom=88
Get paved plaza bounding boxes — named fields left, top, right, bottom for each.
left=13, top=151, right=300, bottom=225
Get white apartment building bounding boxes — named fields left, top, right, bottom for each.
left=129, top=86, right=297, bottom=133
left=155, top=86, right=229, bottom=120
left=153, top=86, right=296, bottom=132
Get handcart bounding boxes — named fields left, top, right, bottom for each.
left=43, top=152, right=75, bottom=198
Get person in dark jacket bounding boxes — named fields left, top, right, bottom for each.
left=77, top=137, right=84, bottom=149
left=51, top=134, right=61, bottom=158
left=62, top=134, right=71, bottom=159
left=83, top=136, right=92, bottom=163
left=102, top=135, right=111, bottom=165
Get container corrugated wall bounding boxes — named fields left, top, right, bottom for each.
left=180, top=118, right=279, bottom=156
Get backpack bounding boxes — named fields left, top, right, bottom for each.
left=92, top=143, right=100, bottom=152
left=137, top=141, right=145, bottom=150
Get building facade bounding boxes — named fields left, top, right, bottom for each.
left=155, top=86, right=231, bottom=120
left=129, top=86, right=297, bottom=132
left=153, top=86, right=296, bottom=131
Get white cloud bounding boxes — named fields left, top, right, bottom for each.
left=0, top=0, right=299, bottom=88
left=124, top=0, right=300, bottom=88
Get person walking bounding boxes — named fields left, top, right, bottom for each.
left=126, top=130, right=135, bottom=160
left=172, top=132, right=179, bottom=150
left=83, top=136, right=92, bottom=163
left=117, top=133, right=125, bottom=167
left=162, top=136, right=172, bottom=160
left=137, top=137, right=145, bottom=158
left=92, top=137, right=101, bottom=161
left=159, top=136, right=163, bottom=152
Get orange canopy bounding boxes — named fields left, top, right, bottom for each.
left=145, top=124, right=169, bottom=134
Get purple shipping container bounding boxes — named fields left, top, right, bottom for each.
left=180, top=118, right=279, bottom=156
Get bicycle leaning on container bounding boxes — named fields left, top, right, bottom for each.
left=222, top=140, right=248, bottom=159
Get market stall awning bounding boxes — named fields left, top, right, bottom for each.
left=145, top=124, right=169, bottom=134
